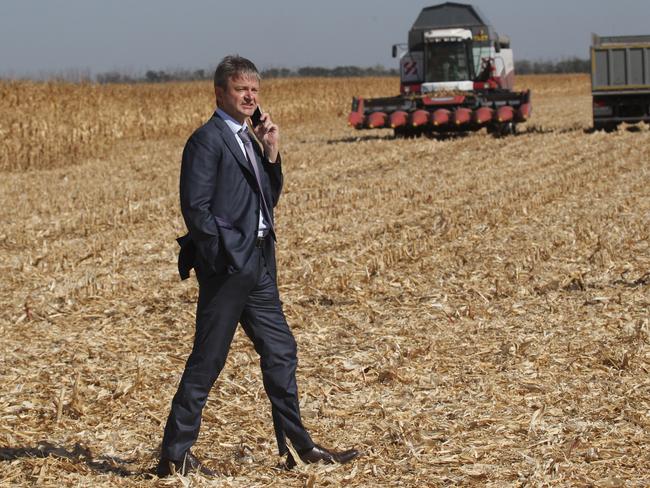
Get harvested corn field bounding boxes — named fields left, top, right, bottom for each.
left=1, top=74, right=649, bottom=487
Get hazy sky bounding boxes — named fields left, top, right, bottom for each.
left=1, top=0, right=649, bottom=77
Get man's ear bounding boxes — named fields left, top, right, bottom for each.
left=214, top=85, right=223, bottom=105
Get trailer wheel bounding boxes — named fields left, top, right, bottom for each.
left=594, top=122, right=618, bottom=133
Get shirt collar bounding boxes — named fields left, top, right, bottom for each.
left=216, top=108, right=247, bottom=135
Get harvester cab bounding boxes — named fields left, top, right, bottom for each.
left=348, top=2, right=531, bottom=136
left=401, top=29, right=474, bottom=94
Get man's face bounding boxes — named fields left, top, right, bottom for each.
left=216, top=74, right=259, bottom=124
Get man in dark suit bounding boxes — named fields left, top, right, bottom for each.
left=156, top=55, right=359, bottom=477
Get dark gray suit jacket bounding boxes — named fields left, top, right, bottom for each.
left=177, top=113, right=283, bottom=280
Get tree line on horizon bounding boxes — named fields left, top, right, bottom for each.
left=95, top=57, right=591, bottom=83
left=95, top=64, right=401, bottom=84
left=1, top=58, right=591, bottom=84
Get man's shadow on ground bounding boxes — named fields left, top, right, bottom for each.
left=0, top=441, right=154, bottom=479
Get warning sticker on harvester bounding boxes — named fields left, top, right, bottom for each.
left=400, top=52, right=424, bottom=83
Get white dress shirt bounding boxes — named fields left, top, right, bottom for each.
left=216, top=108, right=268, bottom=236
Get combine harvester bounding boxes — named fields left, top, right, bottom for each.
left=348, top=2, right=532, bottom=137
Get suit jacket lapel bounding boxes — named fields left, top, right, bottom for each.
left=211, top=115, right=271, bottom=203
left=211, top=115, right=254, bottom=176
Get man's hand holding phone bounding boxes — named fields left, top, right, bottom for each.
left=251, top=106, right=279, bottom=164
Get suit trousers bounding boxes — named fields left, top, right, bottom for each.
left=161, top=240, right=314, bottom=460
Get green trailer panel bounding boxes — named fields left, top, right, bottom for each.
left=592, top=34, right=650, bottom=91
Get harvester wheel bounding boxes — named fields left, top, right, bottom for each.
left=394, top=127, right=408, bottom=138
left=489, top=122, right=516, bottom=138
left=394, top=126, right=419, bottom=138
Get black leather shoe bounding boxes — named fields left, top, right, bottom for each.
left=156, top=450, right=216, bottom=477
left=285, top=444, right=360, bottom=469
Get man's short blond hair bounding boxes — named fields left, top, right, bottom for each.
left=214, top=55, right=260, bottom=89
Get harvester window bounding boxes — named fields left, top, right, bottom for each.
left=425, top=42, right=471, bottom=82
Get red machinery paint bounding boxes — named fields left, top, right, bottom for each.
left=367, top=112, right=388, bottom=129
left=516, top=103, right=532, bottom=122
left=473, top=107, right=494, bottom=125
left=410, top=110, right=430, bottom=127
left=432, top=109, right=450, bottom=126
left=389, top=111, right=409, bottom=128
left=348, top=111, right=364, bottom=128
left=452, top=107, right=472, bottom=126
left=496, top=106, right=515, bottom=123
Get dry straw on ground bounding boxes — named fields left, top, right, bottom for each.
left=1, top=75, right=649, bottom=487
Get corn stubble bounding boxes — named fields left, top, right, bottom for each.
left=1, top=75, right=649, bottom=487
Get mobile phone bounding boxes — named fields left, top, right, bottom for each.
left=251, top=106, right=262, bottom=127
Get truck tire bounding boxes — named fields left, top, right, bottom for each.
left=594, top=121, right=617, bottom=132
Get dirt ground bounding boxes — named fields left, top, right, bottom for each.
left=1, top=75, right=649, bottom=487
